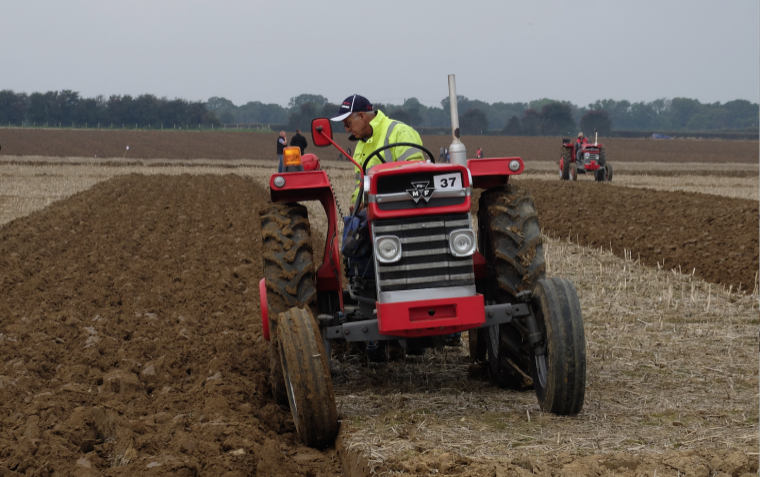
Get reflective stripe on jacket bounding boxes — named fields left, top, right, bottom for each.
left=350, top=110, right=424, bottom=204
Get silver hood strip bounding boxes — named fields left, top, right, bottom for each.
left=402, top=248, right=449, bottom=257
left=400, top=234, right=446, bottom=244
left=369, top=187, right=471, bottom=204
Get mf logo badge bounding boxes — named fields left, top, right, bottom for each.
left=407, top=181, right=435, bottom=203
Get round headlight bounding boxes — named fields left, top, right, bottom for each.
left=449, top=230, right=476, bottom=257
left=273, top=176, right=286, bottom=188
left=509, top=159, right=521, bottom=172
left=584, top=152, right=590, bottom=159
left=375, top=236, right=402, bottom=263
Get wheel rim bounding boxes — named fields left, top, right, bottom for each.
left=280, top=348, right=299, bottom=428
left=534, top=354, right=548, bottom=388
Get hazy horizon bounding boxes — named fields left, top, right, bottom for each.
left=1, top=1, right=757, bottom=108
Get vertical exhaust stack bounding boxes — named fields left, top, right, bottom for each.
left=447, top=75, right=467, bottom=167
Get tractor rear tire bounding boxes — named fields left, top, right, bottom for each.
left=478, top=184, right=546, bottom=389
left=529, top=278, right=586, bottom=415
left=260, top=203, right=317, bottom=404
left=560, top=146, right=572, bottom=180
left=276, top=307, right=338, bottom=448
left=570, top=162, right=577, bottom=181
left=605, top=163, right=613, bottom=182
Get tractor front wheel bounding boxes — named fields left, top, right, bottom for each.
left=605, top=163, right=613, bottom=182
left=478, top=184, right=546, bottom=389
left=468, top=329, right=487, bottom=361
left=276, top=307, right=338, bottom=448
left=260, top=203, right=317, bottom=403
left=529, top=278, right=586, bottom=415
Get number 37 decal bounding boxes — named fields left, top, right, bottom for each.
left=433, top=173, right=463, bottom=191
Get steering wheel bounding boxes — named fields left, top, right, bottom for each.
left=360, top=142, right=436, bottom=174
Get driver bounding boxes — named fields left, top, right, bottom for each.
left=575, top=132, right=589, bottom=163
left=331, top=95, right=425, bottom=212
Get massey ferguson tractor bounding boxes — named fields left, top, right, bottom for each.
left=559, top=133, right=613, bottom=182
left=258, top=76, right=587, bottom=448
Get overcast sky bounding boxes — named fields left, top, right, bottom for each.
left=1, top=0, right=758, bottom=108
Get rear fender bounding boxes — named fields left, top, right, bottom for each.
left=467, top=157, right=524, bottom=189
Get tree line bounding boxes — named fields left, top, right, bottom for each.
left=0, top=89, right=755, bottom=135
left=208, top=94, right=758, bottom=136
left=0, top=90, right=219, bottom=128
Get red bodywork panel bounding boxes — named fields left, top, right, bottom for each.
left=301, top=153, right=320, bottom=171
left=367, top=162, right=472, bottom=221
left=467, top=157, right=524, bottom=189
left=376, top=294, right=485, bottom=337
left=269, top=171, right=343, bottom=307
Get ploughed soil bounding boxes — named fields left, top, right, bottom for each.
left=0, top=174, right=341, bottom=476
left=1, top=173, right=757, bottom=476
left=1, top=128, right=757, bottom=163
left=515, top=178, right=759, bottom=290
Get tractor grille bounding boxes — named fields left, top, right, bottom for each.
left=586, top=153, right=600, bottom=161
left=372, top=213, right=475, bottom=294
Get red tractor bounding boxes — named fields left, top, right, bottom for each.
left=259, top=78, right=587, bottom=448
left=559, top=137, right=612, bottom=182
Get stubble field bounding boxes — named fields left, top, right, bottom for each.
left=0, top=130, right=757, bottom=476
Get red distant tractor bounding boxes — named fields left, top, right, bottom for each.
left=258, top=76, right=587, bottom=448
left=559, top=136, right=612, bottom=182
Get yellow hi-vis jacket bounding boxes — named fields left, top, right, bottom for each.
left=350, top=110, right=424, bottom=204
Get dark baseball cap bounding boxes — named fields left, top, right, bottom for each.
left=331, top=94, right=373, bottom=122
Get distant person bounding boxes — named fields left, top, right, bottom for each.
left=346, top=146, right=352, bottom=161
left=576, top=132, right=588, bottom=163
left=277, top=131, right=287, bottom=173
left=476, top=147, right=482, bottom=159
left=290, top=128, right=308, bottom=155
left=445, top=147, right=450, bottom=163
left=439, top=146, right=445, bottom=162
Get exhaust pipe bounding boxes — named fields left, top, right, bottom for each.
left=447, top=75, right=467, bottom=167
